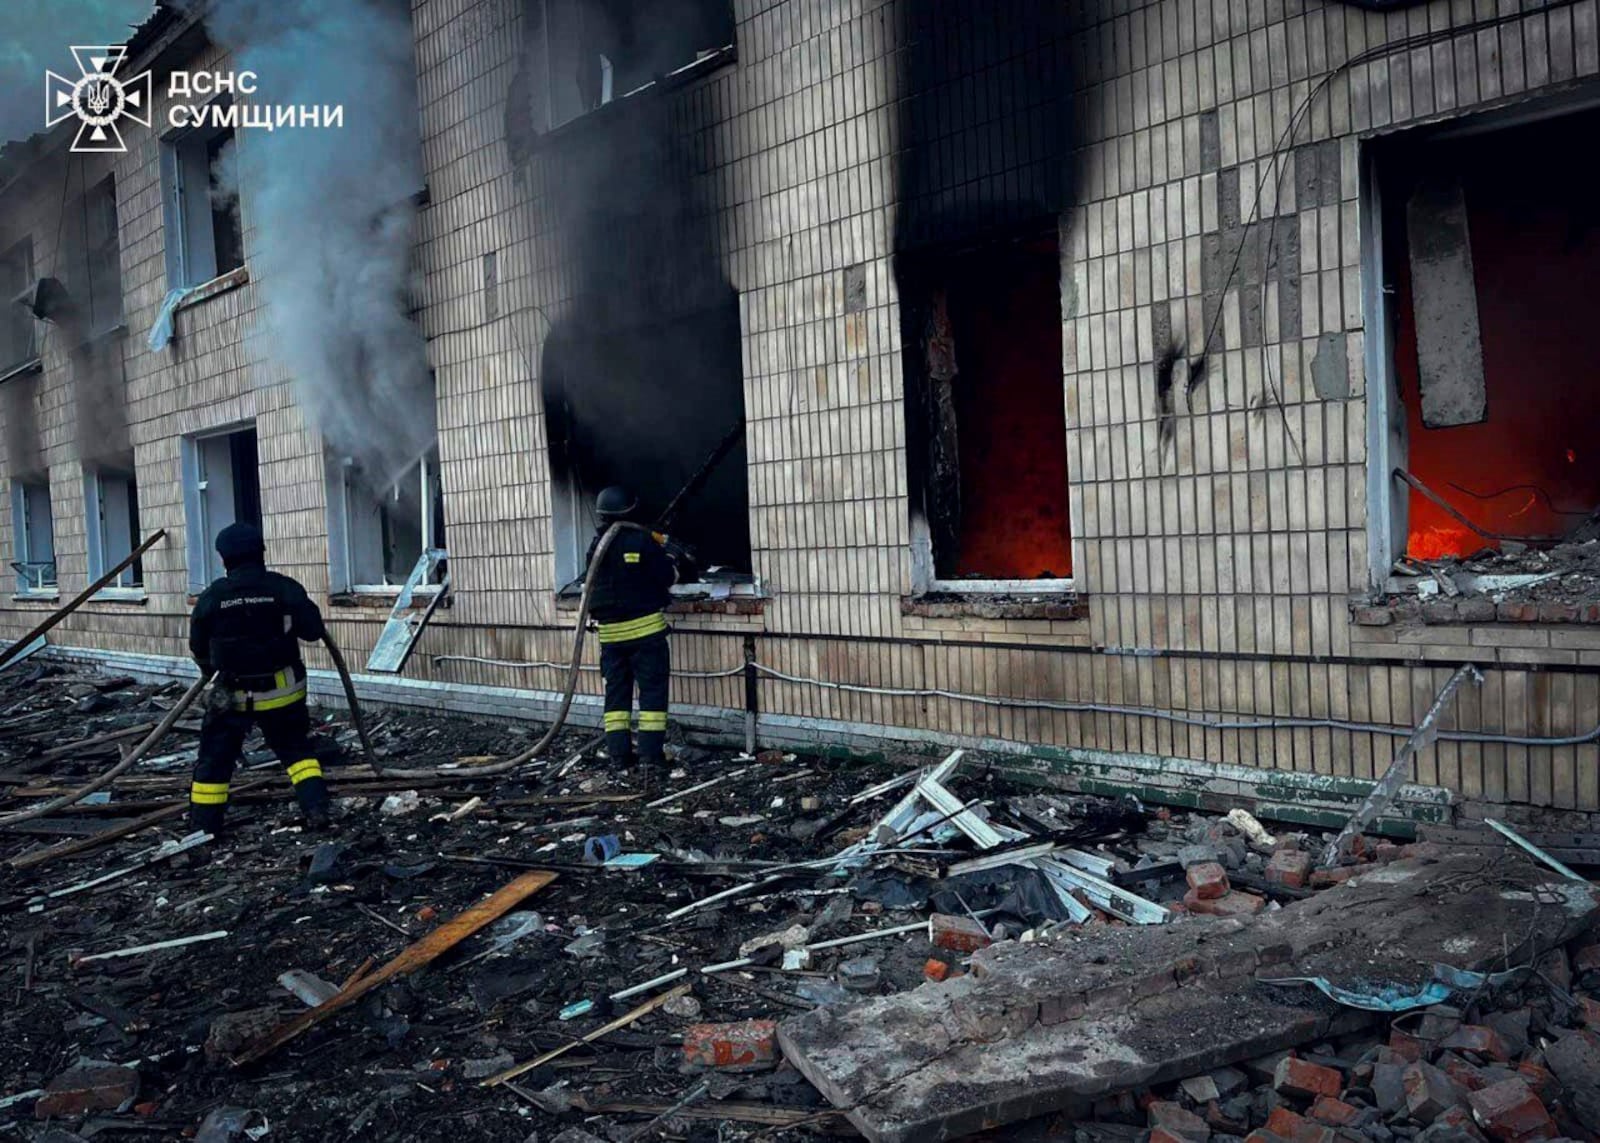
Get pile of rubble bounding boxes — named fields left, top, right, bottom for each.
left=1, top=659, right=1598, bottom=1142
left=1373, top=538, right=1600, bottom=626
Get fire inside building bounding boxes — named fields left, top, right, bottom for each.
left=3, top=0, right=1600, bottom=1138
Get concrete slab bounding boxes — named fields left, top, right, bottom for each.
left=778, top=856, right=1600, bottom=1143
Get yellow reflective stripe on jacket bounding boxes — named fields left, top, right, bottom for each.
left=603, top=710, right=632, bottom=731
left=623, top=552, right=641, bottom=563
left=596, top=612, right=667, bottom=644
left=231, top=666, right=307, bottom=711
left=190, top=781, right=230, bottom=805
left=637, top=710, right=667, bottom=731
left=286, top=758, right=323, bottom=784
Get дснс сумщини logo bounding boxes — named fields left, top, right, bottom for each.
left=45, top=46, right=153, bottom=154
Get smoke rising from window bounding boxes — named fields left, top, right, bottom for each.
left=185, top=0, right=433, bottom=491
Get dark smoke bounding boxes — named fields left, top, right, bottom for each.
left=183, top=0, right=431, bottom=490
left=0, top=1, right=154, bottom=147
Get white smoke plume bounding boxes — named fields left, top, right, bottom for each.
left=190, top=0, right=433, bottom=489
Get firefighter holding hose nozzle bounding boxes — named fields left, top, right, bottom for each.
left=585, top=486, right=696, bottom=779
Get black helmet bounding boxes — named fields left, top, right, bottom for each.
left=596, top=486, right=637, bottom=521
left=215, top=521, right=266, bottom=566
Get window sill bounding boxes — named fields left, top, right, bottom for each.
left=174, top=266, right=249, bottom=312
left=330, top=587, right=448, bottom=611
left=12, top=591, right=60, bottom=604
left=902, top=589, right=1087, bottom=621
left=89, top=587, right=148, bottom=604
left=1354, top=599, right=1600, bottom=627
left=0, top=356, right=43, bottom=385
left=527, top=43, right=737, bottom=152
left=554, top=591, right=769, bottom=617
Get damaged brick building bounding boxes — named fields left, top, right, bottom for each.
left=3, top=0, right=1600, bottom=836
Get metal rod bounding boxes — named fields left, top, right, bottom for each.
left=655, top=418, right=745, bottom=533
left=0, top=529, right=166, bottom=670
left=1321, top=663, right=1482, bottom=867
left=1484, top=817, right=1588, bottom=882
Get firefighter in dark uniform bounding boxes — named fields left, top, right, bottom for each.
left=188, top=522, right=332, bottom=833
left=585, top=487, right=687, bottom=771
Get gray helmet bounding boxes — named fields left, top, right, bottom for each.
left=596, top=486, right=637, bottom=521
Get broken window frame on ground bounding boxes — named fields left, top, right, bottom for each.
left=898, top=228, right=1077, bottom=598
left=1361, top=96, right=1600, bottom=597
left=82, top=464, right=143, bottom=595
left=181, top=423, right=263, bottom=591
left=160, top=116, right=244, bottom=291
left=9, top=477, right=56, bottom=596
left=325, top=447, right=446, bottom=597
left=1, top=237, right=38, bottom=377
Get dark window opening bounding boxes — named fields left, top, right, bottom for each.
left=206, top=131, right=244, bottom=278
left=67, top=174, right=123, bottom=333
left=523, top=0, right=734, bottom=132
left=1, top=238, right=37, bottom=372
left=898, top=230, right=1072, bottom=583
left=185, top=426, right=263, bottom=587
left=1378, top=108, right=1600, bottom=563
left=332, top=447, right=445, bottom=591
left=162, top=122, right=243, bottom=288
left=86, top=464, right=142, bottom=588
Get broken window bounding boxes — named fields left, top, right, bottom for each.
left=161, top=122, right=243, bottom=289
left=1370, top=108, right=1600, bottom=568
left=1, top=238, right=38, bottom=374
left=182, top=425, right=262, bottom=589
left=10, top=478, right=55, bottom=594
left=521, top=0, right=734, bottom=132
left=84, top=465, right=142, bottom=590
left=898, top=232, right=1073, bottom=587
left=327, top=448, right=445, bottom=593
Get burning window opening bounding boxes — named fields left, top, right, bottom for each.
left=899, top=231, right=1073, bottom=591
left=1375, top=108, right=1600, bottom=581
left=83, top=463, right=143, bottom=591
left=182, top=425, right=263, bottom=590
left=1, top=238, right=38, bottom=375
left=327, top=447, right=446, bottom=594
left=161, top=121, right=244, bottom=289
left=10, top=478, right=55, bottom=594
left=520, top=0, right=734, bottom=134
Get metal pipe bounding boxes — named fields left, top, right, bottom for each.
left=0, top=529, right=166, bottom=670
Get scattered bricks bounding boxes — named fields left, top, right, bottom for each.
left=1375, top=841, right=1406, bottom=862
left=1543, top=1030, right=1600, bottom=1134
left=1353, top=606, right=1394, bottom=627
left=1186, top=862, right=1230, bottom=900
left=1440, top=1025, right=1512, bottom=1063
left=1265, top=1107, right=1335, bottom=1143
left=1309, top=866, right=1359, bottom=889
left=1404, top=1060, right=1467, bottom=1124
left=1265, top=850, right=1313, bottom=888
left=1573, top=941, right=1600, bottom=974
left=1579, top=995, right=1600, bottom=1029
left=1275, top=1056, right=1343, bottom=1101
left=1483, top=1010, right=1532, bottom=1058
left=33, top=1063, right=139, bottom=1119
left=1422, top=600, right=1459, bottom=625
left=1513, top=1062, right=1553, bottom=1100
left=1186, top=889, right=1266, bottom=917
left=929, top=913, right=992, bottom=953
left=1457, top=597, right=1498, bottom=624
left=1244, top=1133, right=1291, bottom=1143
left=923, top=958, right=951, bottom=983
left=203, top=1007, right=281, bottom=1067
left=1372, top=1063, right=1409, bottom=1115
left=1149, top=1100, right=1212, bottom=1141
left=682, top=1020, right=779, bottom=1072
left=1538, top=602, right=1580, bottom=624
left=1466, top=1077, right=1555, bottom=1142
left=1417, top=1106, right=1489, bottom=1143
left=1389, top=1027, right=1426, bottom=1062
left=1309, top=1096, right=1362, bottom=1127
left=1498, top=602, right=1541, bottom=623
left=1438, top=1052, right=1490, bottom=1092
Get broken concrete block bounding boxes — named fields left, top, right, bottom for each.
left=1179, top=1073, right=1221, bottom=1104
left=1404, top=1060, right=1467, bottom=1124
left=1541, top=1030, right=1600, bottom=1134
left=204, top=1008, right=281, bottom=1067
left=1465, top=1077, right=1554, bottom=1142
left=1265, top=850, right=1312, bottom=889
left=1371, top=1062, right=1408, bottom=1115
left=682, top=1020, right=779, bottom=1071
left=929, top=913, right=992, bottom=953
left=1439, top=1025, right=1511, bottom=1063
left=1275, top=1056, right=1342, bottom=1100
left=1187, top=862, right=1230, bottom=900
left=1150, top=1100, right=1212, bottom=1141
left=1416, top=1105, right=1488, bottom=1143
left=1481, top=1009, right=1531, bottom=1058
left=34, top=1063, right=139, bottom=1119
